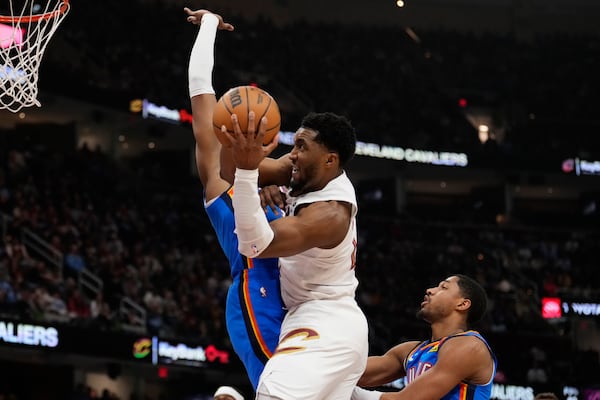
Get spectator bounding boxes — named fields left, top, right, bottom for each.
left=526, top=360, right=549, bottom=385
left=213, top=386, right=244, bottom=400
left=0, top=269, right=17, bottom=311
left=535, top=393, right=559, bottom=400
left=65, top=243, right=86, bottom=276
left=67, top=288, right=91, bottom=319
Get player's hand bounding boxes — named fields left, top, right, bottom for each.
left=225, top=111, right=278, bottom=170
left=259, top=185, right=286, bottom=215
left=183, top=8, right=234, bottom=31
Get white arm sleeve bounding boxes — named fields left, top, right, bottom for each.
left=351, top=387, right=383, bottom=400
left=188, top=13, right=218, bottom=98
left=232, top=168, right=275, bottom=257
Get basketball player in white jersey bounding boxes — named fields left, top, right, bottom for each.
left=222, top=111, right=368, bottom=399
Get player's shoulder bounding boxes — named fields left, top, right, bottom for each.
left=451, top=331, right=489, bottom=345
left=295, top=199, right=352, bottom=221
left=441, top=332, right=491, bottom=357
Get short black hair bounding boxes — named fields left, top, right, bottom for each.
left=300, top=112, right=357, bottom=167
left=454, top=274, right=488, bottom=325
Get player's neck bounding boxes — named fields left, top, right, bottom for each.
left=430, top=321, right=468, bottom=342
left=290, top=170, right=343, bottom=197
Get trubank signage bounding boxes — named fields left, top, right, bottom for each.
left=130, top=98, right=193, bottom=125
left=132, top=337, right=230, bottom=367
left=153, top=337, right=230, bottom=367
left=0, top=320, right=59, bottom=348
left=562, top=158, right=600, bottom=176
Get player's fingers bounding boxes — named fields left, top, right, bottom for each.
left=185, top=8, right=211, bottom=23
left=271, top=186, right=286, bottom=211
left=230, top=114, right=247, bottom=145
left=271, top=132, right=280, bottom=146
left=258, top=187, right=272, bottom=212
left=247, top=111, right=256, bottom=137
left=255, top=116, right=267, bottom=142
left=186, top=14, right=200, bottom=24
left=260, top=185, right=285, bottom=214
left=184, top=7, right=200, bottom=18
left=221, top=125, right=236, bottom=145
left=218, top=17, right=235, bottom=31
left=263, top=132, right=279, bottom=157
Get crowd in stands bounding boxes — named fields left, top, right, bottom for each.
left=42, top=0, right=600, bottom=166
left=1, top=140, right=599, bottom=388
left=0, top=144, right=233, bottom=344
left=70, top=384, right=124, bottom=400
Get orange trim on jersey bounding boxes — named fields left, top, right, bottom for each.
left=406, top=344, right=422, bottom=361
left=227, top=186, right=234, bottom=197
left=245, top=257, right=254, bottom=269
left=242, top=269, right=272, bottom=358
left=419, top=341, right=440, bottom=352
left=453, top=330, right=476, bottom=337
left=458, top=382, right=468, bottom=400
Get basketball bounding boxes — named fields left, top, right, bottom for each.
left=213, top=85, right=281, bottom=147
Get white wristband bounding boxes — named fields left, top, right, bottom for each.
left=188, top=13, right=219, bottom=98
left=351, top=387, right=383, bottom=400
left=232, top=168, right=275, bottom=257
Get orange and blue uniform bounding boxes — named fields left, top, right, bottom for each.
left=205, top=186, right=285, bottom=389
left=404, top=331, right=497, bottom=400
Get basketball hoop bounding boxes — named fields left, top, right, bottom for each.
left=0, top=0, right=70, bottom=112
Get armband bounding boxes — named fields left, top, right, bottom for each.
left=232, top=168, right=275, bottom=257
left=351, top=387, right=383, bottom=400
left=188, top=13, right=218, bottom=97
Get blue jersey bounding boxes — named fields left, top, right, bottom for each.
left=404, top=331, right=497, bottom=400
left=205, top=186, right=286, bottom=389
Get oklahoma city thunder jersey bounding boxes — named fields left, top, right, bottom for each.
left=205, top=186, right=286, bottom=390
left=404, top=331, right=497, bottom=400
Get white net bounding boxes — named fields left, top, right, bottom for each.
left=0, top=0, right=70, bottom=112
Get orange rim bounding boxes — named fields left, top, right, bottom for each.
left=0, top=0, right=69, bottom=23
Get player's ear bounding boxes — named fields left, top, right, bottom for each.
left=457, top=298, right=471, bottom=311
left=325, top=152, right=338, bottom=166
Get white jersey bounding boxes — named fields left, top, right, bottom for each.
left=256, top=171, right=367, bottom=399
left=280, top=171, right=358, bottom=309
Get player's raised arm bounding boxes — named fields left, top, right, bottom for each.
left=186, top=8, right=233, bottom=200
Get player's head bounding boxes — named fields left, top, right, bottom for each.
left=300, top=112, right=356, bottom=166
left=417, top=275, right=488, bottom=326
left=213, top=386, right=244, bottom=400
left=454, top=274, right=488, bottom=324
left=289, top=112, right=356, bottom=196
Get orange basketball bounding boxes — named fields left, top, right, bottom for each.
left=213, top=85, right=281, bottom=147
